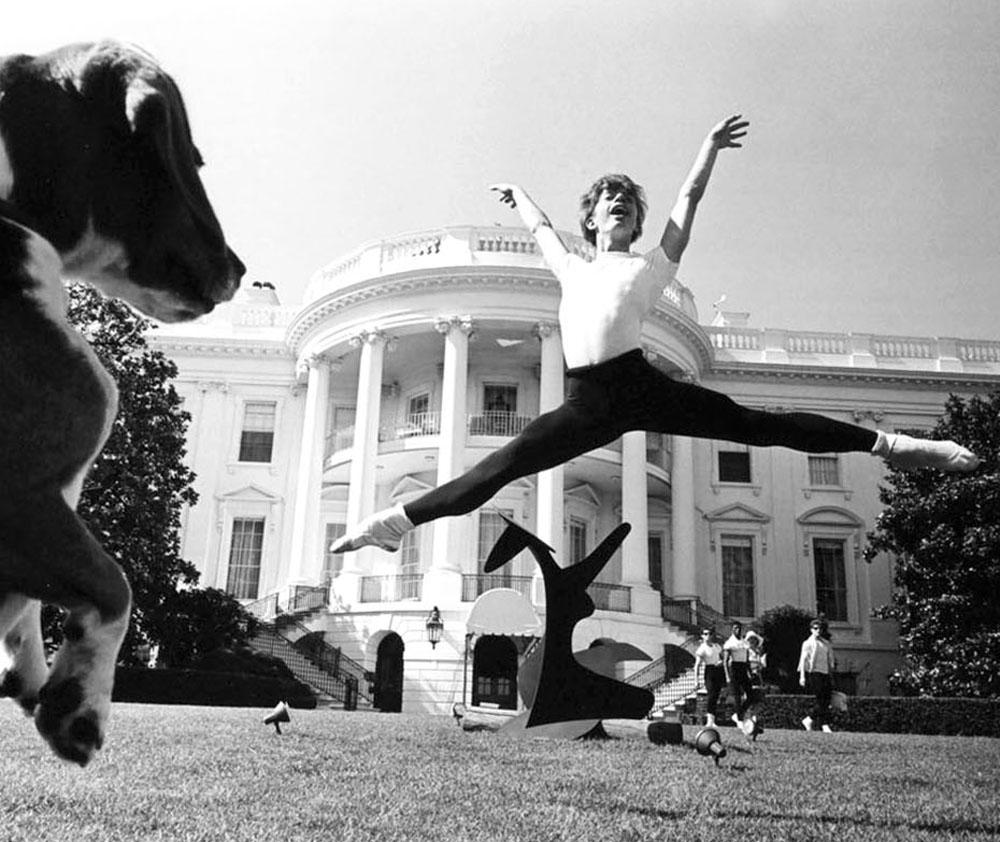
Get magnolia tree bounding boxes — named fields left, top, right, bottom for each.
left=44, top=285, right=256, bottom=665
left=865, top=392, right=1000, bottom=698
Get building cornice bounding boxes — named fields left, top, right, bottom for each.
left=150, top=336, right=294, bottom=360
left=706, top=362, right=999, bottom=390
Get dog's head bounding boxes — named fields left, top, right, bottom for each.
left=0, top=41, right=244, bottom=321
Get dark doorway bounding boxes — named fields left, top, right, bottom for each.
left=374, top=633, right=404, bottom=712
left=472, top=635, right=518, bottom=709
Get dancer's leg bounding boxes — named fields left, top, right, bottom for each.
left=628, top=359, right=977, bottom=468
left=331, top=389, right=614, bottom=552
left=406, top=402, right=610, bottom=524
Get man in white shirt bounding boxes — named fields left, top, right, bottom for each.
left=333, top=116, right=979, bottom=554
left=723, top=621, right=754, bottom=733
left=798, top=618, right=837, bottom=732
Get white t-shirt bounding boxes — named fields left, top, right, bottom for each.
left=548, top=246, right=680, bottom=369
left=695, top=642, right=723, bottom=667
left=723, top=634, right=751, bottom=663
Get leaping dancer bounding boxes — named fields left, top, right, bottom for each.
left=332, top=115, right=979, bottom=554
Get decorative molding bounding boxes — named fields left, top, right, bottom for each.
left=434, top=315, right=478, bottom=340
left=852, top=408, right=885, bottom=423
left=533, top=321, right=559, bottom=340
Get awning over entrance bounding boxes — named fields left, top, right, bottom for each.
left=466, top=588, right=542, bottom=636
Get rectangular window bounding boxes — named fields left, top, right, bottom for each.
left=477, top=509, right=514, bottom=579
left=569, top=517, right=588, bottom=565
left=483, top=384, right=517, bottom=414
left=648, top=533, right=664, bottom=592
left=808, top=455, right=841, bottom=486
left=407, top=393, right=430, bottom=420
left=226, top=518, right=265, bottom=599
left=322, top=523, right=346, bottom=584
left=238, top=402, right=276, bottom=462
left=814, top=538, right=848, bottom=622
left=327, top=405, right=356, bottom=455
left=718, top=450, right=751, bottom=483
left=399, top=528, right=420, bottom=574
left=721, top=535, right=755, bottom=617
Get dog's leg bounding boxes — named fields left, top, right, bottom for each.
left=0, top=595, right=48, bottom=716
left=0, top=491, right=130, bottom=766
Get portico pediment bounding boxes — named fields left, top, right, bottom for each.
left=565, top=483, right=601, bottom=508
left=797, top=506, right=864, bottom=528
left=390, top=475, right=437, bottom=499
left=216, top=483, right=283, bottom=503
left=703, top=502, right=771, bottom=524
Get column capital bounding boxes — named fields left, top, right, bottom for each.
left=642, top=345, right=657, bottom=363
left=533, top=321, right=559, bottom=340
left=295, top=351, right=341, bottom=380
left=348, top=327, right=392, bottom=349
left=434, top=315, right=478, bottom=340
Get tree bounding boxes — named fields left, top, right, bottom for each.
left=755, top=604, right=814, bottom=693
left=44, top=285, right=255, bottom=665
left=865, top=392, right=1000, bottom=698
left=150, top=587, right=260, bottom=668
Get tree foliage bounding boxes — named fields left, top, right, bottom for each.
left=45, top=285, right=255, bottom=665
left=150, top=587, right=260, bottom=668
left=755, top=604, right=814, bottom=693
left=865, top=392, right=1000, bottom=698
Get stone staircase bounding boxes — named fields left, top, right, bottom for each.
left=249, top=618, right=372, bottom=710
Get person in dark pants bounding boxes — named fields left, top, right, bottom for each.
left=798, top=618, right=837, bottom=732
left=694, top=628, right=725, bottom=728
left=723, top=621, right=754, bottom=733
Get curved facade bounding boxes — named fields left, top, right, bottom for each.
left=152, top=225, right=1000, bottom=711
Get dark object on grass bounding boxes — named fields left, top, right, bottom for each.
left=264, top=701, right=291, bottom=734
left=694, top=726, right=727, bottom=766
left=484, top=515, right=653, bottom=729
left=647, top=719, right=683, bottom=745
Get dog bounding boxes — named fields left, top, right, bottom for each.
left=0, top=41, right=244, bottom=765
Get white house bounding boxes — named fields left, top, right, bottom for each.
left=151, top=225, right=1000, bottom=712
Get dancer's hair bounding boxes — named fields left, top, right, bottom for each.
left=578, top=173, right=647, bottom=245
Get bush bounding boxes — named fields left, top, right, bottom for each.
left=730, top=694, right=1000, bottom=737
left=113, top=666, right=317, bottom=709
left=755, top=604, right=815, bottom=693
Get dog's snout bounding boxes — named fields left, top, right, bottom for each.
left=219, top=246, right=245, bottom=302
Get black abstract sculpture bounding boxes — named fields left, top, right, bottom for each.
left=483, top=514, right=653, bottom=732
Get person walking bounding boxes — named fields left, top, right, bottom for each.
left=798, top=618, right=837, bottom=732
left=693, top=628, right=725, bottom=728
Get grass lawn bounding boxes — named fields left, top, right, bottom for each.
left=1, top=703, right=998, bottom=842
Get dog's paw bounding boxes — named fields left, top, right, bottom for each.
left=35, top=676, right=106, bottom=766
left=0, top=667, right=42, bottom=715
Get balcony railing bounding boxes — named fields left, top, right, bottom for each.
left=461, top=574, right=534, bottom=601
left=289, top=584, right=329, bottom=614
left=359, top=573, right=423, bottom=603
left=662, top=595, right=730, bottom=634
left=468, top=412, right=534, bottom=437
left=244, top=593, right=279, bottom=621
left=587, top=582, right=631, bottom=613
left=380, top=411, right=441, bottom=442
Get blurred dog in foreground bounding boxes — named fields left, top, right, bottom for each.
left=0, top=41, right=243, bottom=764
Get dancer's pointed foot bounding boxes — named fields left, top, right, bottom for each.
left=873, top=431, right=980, bottom=472
left=329, top=504, right=414, bottom=553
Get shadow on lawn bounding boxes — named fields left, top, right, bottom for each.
left=717, top=807, right=1000, bottom=837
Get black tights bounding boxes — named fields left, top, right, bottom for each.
left=406, top=349, right=876, bottom=525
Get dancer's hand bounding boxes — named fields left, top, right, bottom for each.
left=708, top=114, right=749, bottom=150
left=489, top=183, right=521, bottom=208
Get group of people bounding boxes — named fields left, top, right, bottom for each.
left=694, top=618, right=839, bottom=734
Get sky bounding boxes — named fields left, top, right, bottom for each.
left=4, top=0, right=999, bottom=340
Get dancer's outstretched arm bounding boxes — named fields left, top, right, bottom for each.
left=661, top=114, right=748, bottom=263
left=490, top=183, right=570, bottom=267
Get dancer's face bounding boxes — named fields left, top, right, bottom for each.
left=587, top=187, right=639, bottom=245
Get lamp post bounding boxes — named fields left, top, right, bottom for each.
left=425, top=605, right=444, bottom=649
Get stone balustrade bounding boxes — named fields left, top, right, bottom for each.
left=708, top=326, right=1000, bottom=371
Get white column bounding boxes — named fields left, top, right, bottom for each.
left=426, top=316, right=474, bottom=604
left=533, top=322, right=563, bottom=605
left=288, top=354, right=331, bottom=586
left=671, top=434, right=698, bottom=599
left=341, top=329, right=387, bottom=584
left=621, top=430, right=660, bottom=615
